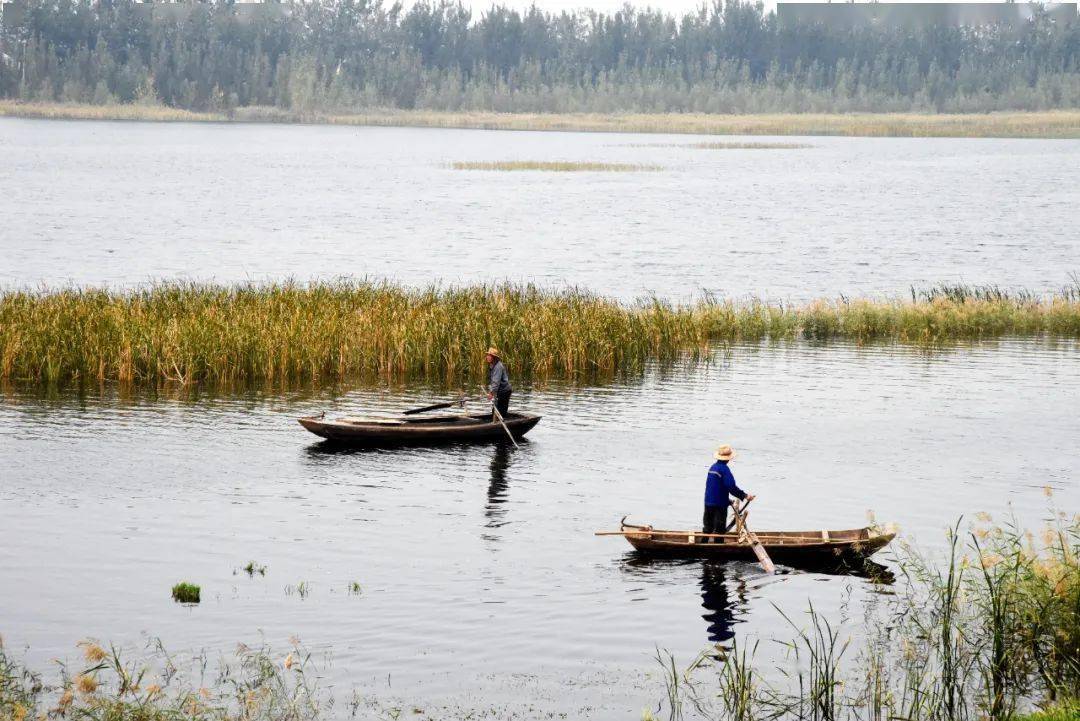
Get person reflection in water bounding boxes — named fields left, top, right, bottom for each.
left=700, top=562, right=739, bottom=644
left=485, top=441, right=512, bottom=528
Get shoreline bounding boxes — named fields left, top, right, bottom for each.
left=2, top=101, right=1080, bottom=138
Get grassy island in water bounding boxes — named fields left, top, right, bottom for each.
left=1, top=282, right=1078, bottom=387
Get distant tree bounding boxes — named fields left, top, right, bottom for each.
left=1, top=0, right=1077, bottom=113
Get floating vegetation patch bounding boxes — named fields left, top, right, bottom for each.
left=688, top=140, right=812, bottom=149
left=625, top=141, right=812, bottom=149
left=285, top=582, right=310, bottom=599
left=450, top=160, right=661, bottom=172
left=347, top=581, right=362, bottom=595
left=2, top=281, right=1078, bottom=388
left=170, top=582, right=200, bottom=604
left=241, top=561, right=267, bottom=577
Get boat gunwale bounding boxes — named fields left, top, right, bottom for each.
left=605, top=522, right=895, bottom=554
left=300, top=412, right=541, bottom=432
left=620, top=529, right=889, bottom=546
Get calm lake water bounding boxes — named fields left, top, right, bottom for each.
left=2, top=118, right=1079, bottom=300
left=2, top=340, right=1079, bottom=717
left=2, top=118, right=1079, bottom=718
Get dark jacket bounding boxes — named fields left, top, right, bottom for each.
left=704, top=460, right=746, bottom=507
left=488, top=360, right=511, bottom=394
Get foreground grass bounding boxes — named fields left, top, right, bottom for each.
left=450, top=160, right=660, bottom=171
left=657, top=507, right=1080, bottom=721
left=2, top=282, right=1079, bottom=386
left=2, top=101, right=1080, bottom=138
left=0, top=639, right=330, bottom=721
left=1014, top=703, right=1080, bottom=721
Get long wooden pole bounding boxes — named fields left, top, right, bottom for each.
left=403, top=396, right=471, bottom=415
left=730, top=499, right=776, bottom=573
left=482, top=386, right=520, bottom=448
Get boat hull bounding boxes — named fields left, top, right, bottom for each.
left=298, top=412, right=541, bottom=447
left=620, top=525, right=894, bottom=567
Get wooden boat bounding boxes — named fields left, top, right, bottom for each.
left=298, top=411, right=541, bottom=447
left=598, top=518, right=895, bottom=567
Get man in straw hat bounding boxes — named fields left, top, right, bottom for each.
left=703, top=445, right=754, bottom=541
left=485, top=347, right=512, bottom=421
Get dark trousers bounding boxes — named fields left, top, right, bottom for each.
left=703, top=504, right=728, bottom=536
left=493, top=389, right=511, bottom=420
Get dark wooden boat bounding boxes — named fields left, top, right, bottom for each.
left=298, top=412, right=541, bottom=447
left=598, top=518, right=895, bottom=566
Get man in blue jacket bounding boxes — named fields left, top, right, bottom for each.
left=704, top=444, right=755, bottom=539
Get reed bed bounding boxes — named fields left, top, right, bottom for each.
left=3, top=102, right=1079, bottom=138
left=0, top=101, right=221, bottom=123
left=2, top=281, right=1079, bottom=387
left=450, top=160, right=661, bottom=171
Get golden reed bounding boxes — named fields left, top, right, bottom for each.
left=1, top=282, right=1078, bottom=386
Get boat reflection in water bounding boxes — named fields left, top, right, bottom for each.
left=620, top=553, right=894, bottom=647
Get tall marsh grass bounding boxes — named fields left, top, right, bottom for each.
left=3, top=102, right=1079, bottom=138
left=2, top=281, right=1079, bottom=387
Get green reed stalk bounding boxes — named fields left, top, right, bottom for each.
left=715, top=640, right=760, bottom=721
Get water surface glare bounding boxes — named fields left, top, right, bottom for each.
left=2, top=118, right=1079, bottom=299
left=2, top=339, right=1078, bottom=717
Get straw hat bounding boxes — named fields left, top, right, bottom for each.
left=714, top=444, right=736, bottom=461
left=485, top=347, right=502, bottom=359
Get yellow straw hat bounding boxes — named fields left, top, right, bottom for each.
left=485, top=347, right=502, bottom=359
left=714, top=444, right=736, bottom=461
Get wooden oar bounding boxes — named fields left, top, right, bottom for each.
left=480, top=386, right=520, bottom=449
left=403, top=396, right=469, bottom=415
left=725, top=498, right=751, bottom=533
left=730, top=499, right=776, bottom=573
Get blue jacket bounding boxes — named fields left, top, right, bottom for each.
left=705, top=460, right=747, bottom=507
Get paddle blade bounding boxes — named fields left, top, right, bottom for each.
left=749, top=539, right=777, bottom=573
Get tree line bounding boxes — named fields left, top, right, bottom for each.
left=1, top=0, right=1078, bottom=114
